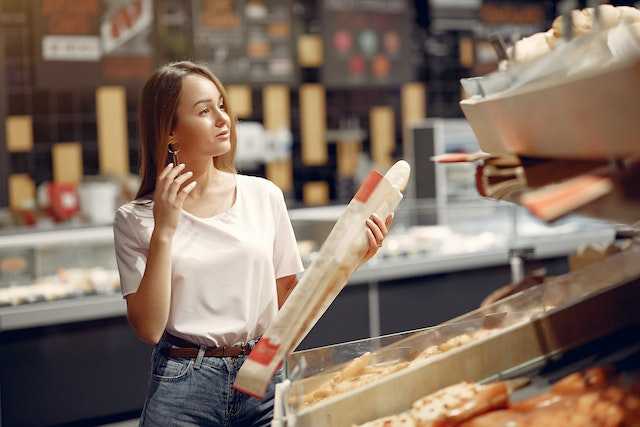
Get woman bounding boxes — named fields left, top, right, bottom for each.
left=113, top=61, right=392, bottom=426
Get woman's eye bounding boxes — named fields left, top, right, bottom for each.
left=218, top=103, right=225, bottom=110
left=199, top=108, right=209, bottom=115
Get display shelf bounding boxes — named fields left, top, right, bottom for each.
left=274, top=245, right=640, bottom=426
left=0, top=293, right=124, bottom=331
left=0, top=224, right=113, bottom=249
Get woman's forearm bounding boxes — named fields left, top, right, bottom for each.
left=276, top=275, right=298, bottom=309
left=125, top=227, right=174, bottom=344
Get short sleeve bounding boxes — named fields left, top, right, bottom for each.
left=113, top=208, right=148, bottom=297
left=272, top=187, right=304, bottom=279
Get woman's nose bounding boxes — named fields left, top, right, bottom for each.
left=213, top=111, right=226, bottom=127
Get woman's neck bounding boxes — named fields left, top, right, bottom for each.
left=184, top=157, right=223, bottom=199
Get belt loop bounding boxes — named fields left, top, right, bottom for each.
left=194, top=345, right=206, bottom=370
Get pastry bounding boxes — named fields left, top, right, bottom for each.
left=411, top=382, right=508, bottom=427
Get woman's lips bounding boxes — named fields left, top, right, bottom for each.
left=216, top=129, right=229, bottom=138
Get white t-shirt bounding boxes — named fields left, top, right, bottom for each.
left=113, top=174, right=304, bottom=347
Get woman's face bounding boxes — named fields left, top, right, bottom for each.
left=172, top=74, right=231, bottom=159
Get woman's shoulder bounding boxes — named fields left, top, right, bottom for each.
left=237, top=174, right=282, bottom=197
left=237, top=174, right=286, bottom=215
left=113, top=198, right=154, bottom=246
left=115, top=197, right=154, bottom=223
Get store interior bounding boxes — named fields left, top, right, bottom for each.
left=1, top=0, right=640, bottom=426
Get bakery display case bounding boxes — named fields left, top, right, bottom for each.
left=0, top=225, right=118, bottom=292
left=283, top=311, right=533, bottom=411
left=0, top=197, right=614, bottom=333
left=292, top=198, right=615, bottom=275
left=274, top=244, right=640, bottom=426
left=0, top=225, right=148, bottom=427
left=0, top=225, right=123, bottom=330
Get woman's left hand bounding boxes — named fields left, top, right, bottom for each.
left=361, top=213, right=394, bottom=263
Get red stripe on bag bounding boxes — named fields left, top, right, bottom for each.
left=354, top=171, right=383, bottom=203
left=248, top=337, right=280, bottom=366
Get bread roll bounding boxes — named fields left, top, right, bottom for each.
left=618, top=6, right=640, bottom=24
left=338, top=352, right=371, bottom=381
left=552, top=10, right=592, bottom=38
left=607, top=20, right=640, bottom=58
left=544, top=29, right=559, bottom=49
left=510, top=32, right=552, bottom=63
left=583, top=5, right=621, bottom=30
left=302, top=354, right=410, bottom=407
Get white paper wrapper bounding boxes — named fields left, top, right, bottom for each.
left=234, top=161, right=411, bottom=398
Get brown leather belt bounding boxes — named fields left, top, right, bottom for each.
left=162, top=333, right=257, bottom=359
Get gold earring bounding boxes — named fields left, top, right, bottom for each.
left=168, top=139, right=180, bottom=165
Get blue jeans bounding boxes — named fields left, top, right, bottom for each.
left=140, top=336, right=283, bottom=426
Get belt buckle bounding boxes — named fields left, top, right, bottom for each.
left=242, top=342, right=251, bottom=355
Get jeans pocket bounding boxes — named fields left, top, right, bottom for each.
left=151, top=350, right=194, bottom=382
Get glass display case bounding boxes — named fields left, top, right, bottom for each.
left=0, top=197, right=614, bottom=331
left=277, top=244, right=640, bottom=423
left=282, top=286, right=546, bottom=414
left=0, top=225, right=122, bottom=330
left=0, top=225, right=119, bottom=306
left=284, top=313, right=530, bottom=411
left=291, top=198, right=615, bottom=273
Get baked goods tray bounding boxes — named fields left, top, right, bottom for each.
left=492, top=325, right=640, bottom=405
left=272, top=244, right=640, bottom=426
left=459, top=57, right=640, bottom=160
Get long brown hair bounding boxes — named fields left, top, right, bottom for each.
left=135, top=61, right=237, bottom=200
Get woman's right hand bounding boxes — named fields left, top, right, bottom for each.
left=152, top=163, right=197, bottom=237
